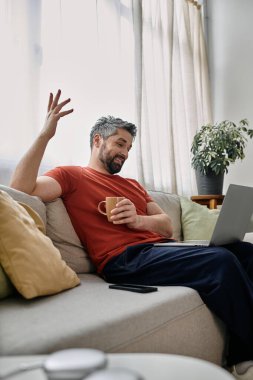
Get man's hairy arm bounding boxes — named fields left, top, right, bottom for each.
left=10, top=90, right=73, bottom=201
left=110, top=199, right=173, bottom=238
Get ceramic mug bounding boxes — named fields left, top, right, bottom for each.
left=98, top=197, right=124, bottom=222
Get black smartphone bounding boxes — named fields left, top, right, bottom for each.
left=109, top=283, right=158, bottom=293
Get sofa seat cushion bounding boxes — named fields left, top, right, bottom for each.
left=0, top=274, right=225, bottom=363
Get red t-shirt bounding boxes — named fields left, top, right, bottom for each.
left=44, top=166, right=165, bottom=272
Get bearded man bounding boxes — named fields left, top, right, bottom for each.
left=10, top=90, right=253, bottom=379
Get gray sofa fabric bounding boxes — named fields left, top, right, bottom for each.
left=0, top=185, right=226, bottom=364
left=0, top=184, right=47, bottom=227
left=0, top=274, right=225, bottom=363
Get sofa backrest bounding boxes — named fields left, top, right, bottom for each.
left=0, top=185, right=93, bottom=274
left=0, top=184, right=46, bottom=226
left=0, top=185, right=182, bottom=274
left=148, top=190, right=181, bottom=241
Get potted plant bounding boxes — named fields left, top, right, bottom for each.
left=191, top=119, right=253, bottom=194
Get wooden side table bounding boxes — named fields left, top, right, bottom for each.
left=191, top=195, right=225, bottom=209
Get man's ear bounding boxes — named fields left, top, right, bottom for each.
left=93, top=134, right=102, bottom=148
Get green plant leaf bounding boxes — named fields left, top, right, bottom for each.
left=191, top=119, right=251, bottom=175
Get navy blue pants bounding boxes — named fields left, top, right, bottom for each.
left=102, top=241, right=253, bottom=366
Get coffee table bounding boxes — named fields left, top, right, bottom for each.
left=0, top=353, right=234, bottom=380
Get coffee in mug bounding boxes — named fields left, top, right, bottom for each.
left=98, top=197, right=124, bottom=222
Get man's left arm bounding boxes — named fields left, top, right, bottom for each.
left=110, top=199, right=173, bottom=238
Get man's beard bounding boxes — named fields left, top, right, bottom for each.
left=98, top=144, right=125, bottom=174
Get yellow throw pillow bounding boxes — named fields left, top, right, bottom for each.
left=0, top=201, right=45, bottom=300
left=0, top=190, right=80, bottom=299
left=18, top=202, right=46, bottom=234
left=180, top=196, right=220, bottom=240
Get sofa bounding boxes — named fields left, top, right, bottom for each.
left=2, top=183, right=250, bottom=366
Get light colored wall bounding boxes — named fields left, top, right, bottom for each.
left=206, top=0, right=253, bottom=192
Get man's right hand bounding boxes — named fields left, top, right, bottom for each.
left=41, top=89, right=74, bottom=140
left=10, top=89, right=73, bottom=199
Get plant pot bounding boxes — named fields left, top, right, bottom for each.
left=195, top=169, right=224, bottom=195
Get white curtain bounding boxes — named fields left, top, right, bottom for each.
left=0, top=0, right=137, bottom=182
left=134, top=0, right=212, bottom=196
left=0, top=0, right=211, bottom=196
left=38, top=0, right=136, bottom=175
left=0, top=0, right=42, bottom=181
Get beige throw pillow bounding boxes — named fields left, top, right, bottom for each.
left=180, top=196, right=220, bottom=240
left=0, top=190, right=80, bottom=299
left=46, top=199, right=95, bottom=273
left=19, top=201, right=46, bottom=234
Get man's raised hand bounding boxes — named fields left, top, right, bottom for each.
left=41, top=89, right=73, bottom=139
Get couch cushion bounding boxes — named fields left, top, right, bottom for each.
left=180, top=197, right=220, bottom=240
left=19, top=202, right=46, bottom=234
left=0, top=187, right=47, bottom=299
left=0, top=186, right=94, bottom=273
left=148, top=191, right=181, bottom=241
left=0, top=184, right=46, bottom=227
left=0, top=190, right=80, bottom=299
left=0, top=274, right=225, bottom=364
left=46, top=199, right=95, bottom=273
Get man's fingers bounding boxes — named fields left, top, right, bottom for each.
left=49, top=96, right=73, bottom=119
left=113, top=216, right=135, bottom=224
left=47, top=93, right=53, bottom=112
left=111, top=204, right=134, bottom=215
left=111, top=210, right=134, bottom=221
left=58, top=109, right=74, bottom=118
left=51, top=89, right=61, bottom=109
left=54, top=98, right=71, bottom=113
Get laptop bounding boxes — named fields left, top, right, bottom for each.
left=154, top=184, right=253, bottom=247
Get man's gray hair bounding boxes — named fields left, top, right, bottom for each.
left=89, top=115, right=137, bottom=149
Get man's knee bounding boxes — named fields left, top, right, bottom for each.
left=207, top=247, right=239, bottom=273
left=208, top=248, right=250, bottom=291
